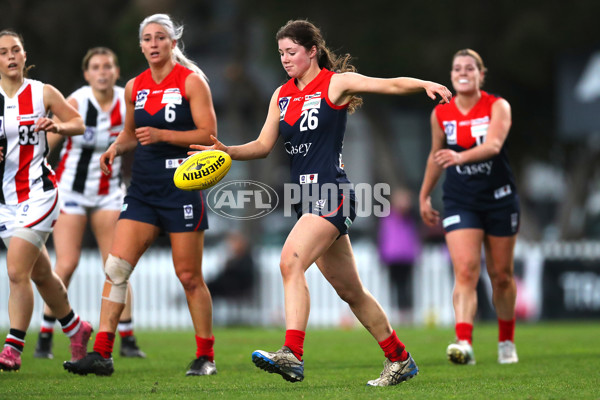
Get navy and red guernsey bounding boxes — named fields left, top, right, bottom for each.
left=277, top=68, right=355, bottom=200
left=435, top=90, right=517, bottom=211
left=129, top=63, right=201, bottom=205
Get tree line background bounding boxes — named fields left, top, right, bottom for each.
left=2, top=0, right=599, bottom=241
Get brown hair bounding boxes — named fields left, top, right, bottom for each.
left=0, top=30, right=34, bottom=77
left=453, top=48, right=487, bottom=87
left=276, top=19, right=363, bottom=114
left=81, top=47, right=119, bottom=71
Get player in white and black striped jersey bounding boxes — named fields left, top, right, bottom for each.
left=0, top=30, right=92, bottom=372
left=33, top=47, right=145, bottom=360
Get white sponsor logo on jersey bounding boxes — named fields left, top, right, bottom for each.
left=471, top=117, right=490, bottom=146
left=302, top=97, right=321, bottom=111
left=494, top=184, right=512, bottom=199
left=443, top=215, right=461, bottom=228
left=299, top=173, right=318, bottom=184
left=165, top=158, right=185, bottom=169
left=456, top=161, right=493, bottom=176
left=161, top=92, right=182, bottom=105
left=284, top=141, right=312, bottom=157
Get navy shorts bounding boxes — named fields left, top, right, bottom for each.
left=120, top=193, right=208, bottom=233
left=442, top=202, right=519, bottom=237
left=294, top=192, right=356, bottom=236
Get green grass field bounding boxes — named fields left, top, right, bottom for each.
left=1, top=322, right=598, bottom=399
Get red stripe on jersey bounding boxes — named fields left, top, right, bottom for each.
left=16, top=85, right=35, bottom=202
left=110, top=99, right=122, bottom=127
left=24, top=191, right=58, bottom=228
left=98, top=165, right=111, bottom=195
left=18, top=84, right=33, bottom=114
left=54, top=137, right=72, bottom=183
left=16, top=145, right=33, bottom=202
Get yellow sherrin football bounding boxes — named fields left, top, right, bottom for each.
left=173, top=150, right=232, bottom=191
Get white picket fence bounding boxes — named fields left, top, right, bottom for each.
left=2, top=240, right=599, bottom=330
left=0, top=242, right=395, bottom=330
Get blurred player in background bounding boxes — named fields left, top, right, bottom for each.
left=0, top=30, right=92, bottom=371
left=33, top=47, right=145, bottom=360
left=63, top=14, right=217, bottom=377
left=419, top=48, right=519, bottom=365
left=191, top=19, right=451, bottom=386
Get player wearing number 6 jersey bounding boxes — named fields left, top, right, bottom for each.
left=191, top=19, right=452, bottom=387
left=0, top=30, right=92, bottom=372
left=63, top=14, right=218, bottom=378
left=34, top=47, right=145, bottom=360
left=419, top=49, right=520, bottom=366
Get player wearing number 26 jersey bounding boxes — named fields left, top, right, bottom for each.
left=278, top=68, right=356, bottom=234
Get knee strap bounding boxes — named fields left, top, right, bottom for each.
left=102, top=254, right=133, bottom=304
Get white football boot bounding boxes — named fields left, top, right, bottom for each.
left=498, top=340, right=519, bottom=364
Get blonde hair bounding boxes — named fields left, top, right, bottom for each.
left=139, top=14, right=207, bottom=81
left=276, top=19, right=362, bottom=114
left=453, top=48, right=487, bottom=87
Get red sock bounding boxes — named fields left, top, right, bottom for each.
left=284, top=329, right=305, bottom=361
left=455, top=322, right=473, bottom=344
left=498, top=318, right=515, bottom=342
left=93, top=331, right=115, bottom=358
left=195, top=335, right=215, bottom=362
left=378, top=330, right=408, bottom=362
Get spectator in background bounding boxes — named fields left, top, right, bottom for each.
left=419, top=49, right=520, bottom=366
left=34, top=47, right=145, bottom=361
left=208, top=231, right=255, bottom=300
left=378, top=187, right=421, bottom=318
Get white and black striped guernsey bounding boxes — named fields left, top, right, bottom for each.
left=54, top=86, right=125, bottom=197
left=0, top=79, right=56, bottom=205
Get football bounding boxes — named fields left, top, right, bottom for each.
left=173, top=150, right=232, bottom=191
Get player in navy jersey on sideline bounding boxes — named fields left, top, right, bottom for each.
left=191, top=19, right=451, bottom=387
left=419, top=49, right=519, bottom=365
left=0, top=30, right=92, bottom=371
left=33, top=47, right=145, bottom=360
left=63, top=14, right=218, bottom=377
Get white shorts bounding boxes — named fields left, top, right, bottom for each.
left=59, top=184, right=125, bottom=215
left=0, top=189, right=60, bottom=238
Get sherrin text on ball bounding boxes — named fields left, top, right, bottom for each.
left=173, top=150, right=232, bottom=191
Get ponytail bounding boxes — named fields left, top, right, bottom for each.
left=139, top=14, right=207, bottom=81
